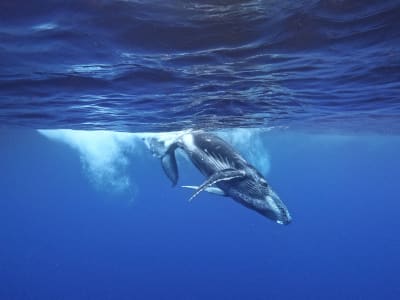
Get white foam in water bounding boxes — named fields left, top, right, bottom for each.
left=38, top=129, right=187, bottom=195
left=39, top=129, right=139, bottom=194
left=38, top=128, right=271, bottom=197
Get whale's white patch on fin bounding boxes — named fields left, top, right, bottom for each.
left=188, top=169, right=245, bottom=202
left=182, top=185, right=226, bottom=196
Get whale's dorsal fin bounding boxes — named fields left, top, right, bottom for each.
left=188, top=169, right=246, bottom=202
left=182, top=185, right=226, bottom=196
left=161, top=142, right=179, bottom=186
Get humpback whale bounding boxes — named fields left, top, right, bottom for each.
left=160, top=131, right=291, bottom=225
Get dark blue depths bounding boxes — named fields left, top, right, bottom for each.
left=1, top=130, right=399, bottom=300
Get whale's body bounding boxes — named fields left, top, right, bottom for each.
left=160, top=131, right=291, bottom=225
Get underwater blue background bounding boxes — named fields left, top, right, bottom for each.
left=1, top=130, right=400, bottom=299
left=1, top=0, right=400, bottom=299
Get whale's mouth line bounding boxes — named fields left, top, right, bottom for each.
left=276, top=218, right=291, bottom=225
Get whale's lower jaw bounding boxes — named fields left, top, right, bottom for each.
left=228, top=189, right=291, bottom=225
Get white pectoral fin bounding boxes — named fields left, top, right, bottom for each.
left=182, top=185, right=226, bottom=196
left=181, top=185, right=198, bottom=190
left=187, top=169, right=245, bottom=202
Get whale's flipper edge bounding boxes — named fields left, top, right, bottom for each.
left=182, top=185, right=226, bottom=196
left=188, top=169, right=246, bottom=202
left=161, top=143, right=179, bottom=186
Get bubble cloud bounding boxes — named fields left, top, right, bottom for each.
left=38, top=128, right=271, bottom=197
left=39, top=129, right=139, bottom=194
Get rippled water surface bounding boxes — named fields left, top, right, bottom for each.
left=0, top=0, right=399, bottom=132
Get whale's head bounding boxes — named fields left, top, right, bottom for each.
left=229, top=172, right=291, bottom=225
left=261, top=186, right=292, bottom=225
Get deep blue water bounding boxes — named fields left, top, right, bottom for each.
left=1, top=130, right=400, bottom=299
left=1, top=1, right=400, bottom=299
